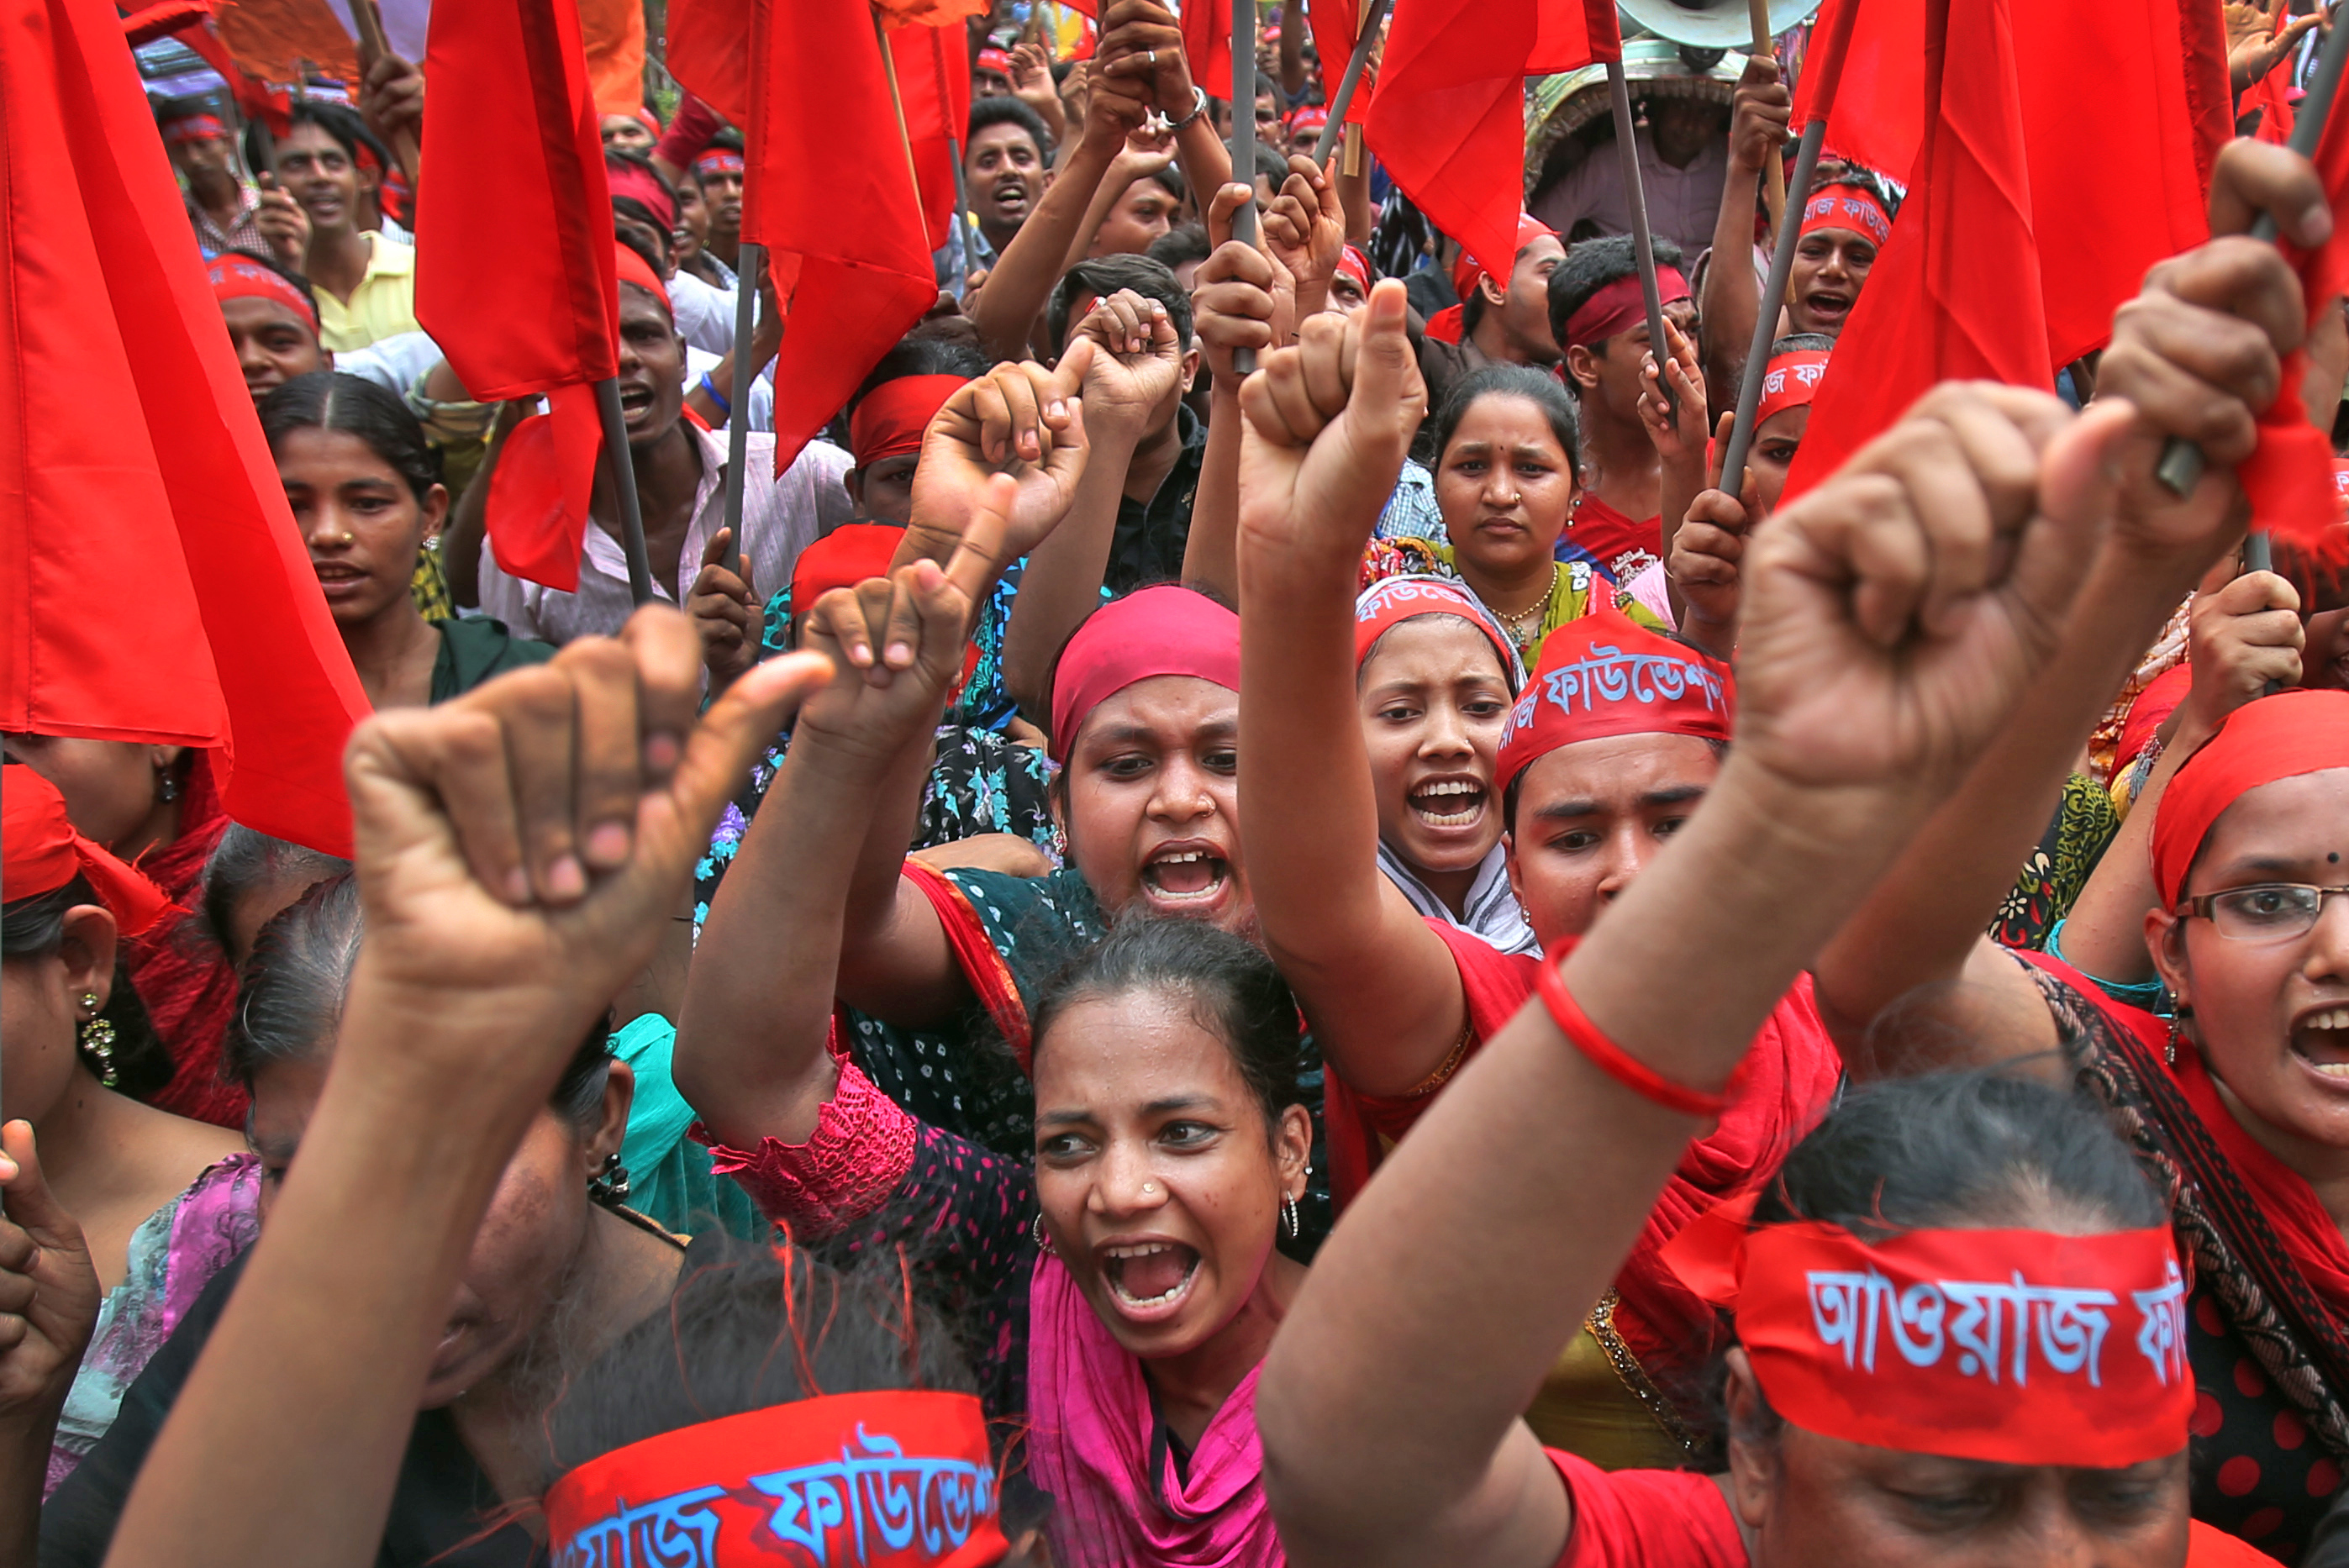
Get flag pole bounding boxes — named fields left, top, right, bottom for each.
left=1744, top=0, right=1786, bottom=236
left=930, top=28, right=976, bottom=297
left=1717, top=0, right=1857, bottom=500
left=2157, top=7, right=2349, bottom=497
left=1311, top=0, right=1392, bottom=166
left=1230, top=0, right=1261, bottom=372
left=719, top=4, right=768, bottom=581
left=595, top=380, right=657, bottom=604
left=1604, top=59, right=1675, bottom=420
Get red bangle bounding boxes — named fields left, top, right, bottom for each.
left=1535, top=946, right=1735, bottom=1120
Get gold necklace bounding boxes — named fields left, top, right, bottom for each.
left=1492, top=563, right=1559, bottom=647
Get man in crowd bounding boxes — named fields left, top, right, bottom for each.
left=247, top=100, right=419, bottom=352
left=693, top=131, right=746, bottom=277
left=961, top=97, right=1054, bottom=273
left=1415, top=214, right=1567, bottom=403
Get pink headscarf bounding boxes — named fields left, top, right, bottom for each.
left=1049, top=587, right=1241, bottom=760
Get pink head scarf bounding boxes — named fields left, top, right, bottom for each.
left=1049, top=587, right=1241, bottom=760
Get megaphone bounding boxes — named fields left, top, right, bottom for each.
left=1616, top=0, right=1823, bottom=51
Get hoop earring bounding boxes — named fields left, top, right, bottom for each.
left=1281, top=1191, right=1301, bottom=1240
left=587, top=1151, right=631, bottom=1207
left=1030, top=1213, right=1054, bottom=1255
left=79, top=992, right=118, bottom=1088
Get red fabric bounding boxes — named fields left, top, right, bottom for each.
left=2151, top=687, right=2349, bottom=909
left=1177, top=0, right=1233, bottom=102
left=604, top=157, right=676, bottom=229
left=1528, top=0, right=1623, bottom=76
left=1, top=766, right=170, bottom=936
left=208, top=254, right=316, bottom=333
left=2190, top=1521, right=2290, bottom=1565
left=2236, top=87, right=2349, bottom=573
left=1756, top=347, right=1832, bottom=429
left=1367, top=0, right=1551, bottom=307
left=1783, top=0, right=2049, bottom=503
left=1423, top=304, right=1465, bottom=343
left=612, top=239, right=671, bottom=314
left=171, top=18, right=288, bottom=138
left=0, top=0, right=368, bottom=857
left=1335, top=244, right=1371, bottom=290
left=1048, top=587, right=1241, bottom=760
left=1544, top=1450, right=1746, bottom=1568
left=1452, top=213, right=1556, bottom=308
left=742, top=0, right=939, bottom=475
left=1304, top=0, right=1372, bottom=128
left=653, top=93, right=729, bottom=166
left=1497, top=608, right=1731, bottom=792
left=123, top=0, right=212, bottom=49
left=789, top=522, right=904, bottom=614
left=903, top=860, right=1035, bottom=1068
left=1561, top=266, right=1689, bottom=350
left=1566, top=492, right=1660, bottom=579
left=156, top=109, right=225, bottom=144
left=849, top=374, right=965, bottom=466
left=119, top=756, right=249, bottom=1129
left=484, top=381, right=605, bottom=592
left=1679, top=1218, right=2194, bottom=1467
left=1354, top=576, right=1515, bottom=677
left=1796, top=182, right=1891, bottom=245
left=544, top=1392, right=1007, bottom=1567
left=892, top=23, right=973, bottom=253
left=2115, top=661, right=2190, bottom=780
left=2244, top=0, right=2298, bottom=146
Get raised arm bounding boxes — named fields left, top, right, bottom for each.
left=1257, top=378, right=2132, bottom=1568
left=971, top=82, right=1143, bottom=362
left=1235, top=282, right=1470, bottom=1097
left=1182, top=186, right=1292, bottom=602
left=102, top=612, right=825, bottom=1568
left=1810, top=138, right=2323, bottom=1070
left=1095, top=0, right=1239, bottom=211
left=677, top=497, right=1009, bottom=1150
left=1698, top=56, right=1788, bottom=418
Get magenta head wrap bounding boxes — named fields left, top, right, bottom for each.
left=1049, top=587, right=1241, bottom=760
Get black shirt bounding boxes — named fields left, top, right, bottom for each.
left=1105, top=403, right=1209, bottom=594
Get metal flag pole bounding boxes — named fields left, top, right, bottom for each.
left=1604, top=59, right=1676, bottom=418
left=720, top=243, right=764, bottom=580
left=593, top=379, right=658, bottom=604
left=1311, top=0, right=1393, bottom=165
left=1230, top=0, right=1261, bottom=373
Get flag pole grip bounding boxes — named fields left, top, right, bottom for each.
left=1311, top=0, right=1393, bottom=165
left=1719, top=118, right=1828, bottom=500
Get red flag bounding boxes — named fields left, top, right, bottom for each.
left=747, top=0, right=938, bottom=471
left=1366, top=0, right=1544, bottom=282
left=1791, top=0, right=1922, bottom=183
left=1304, top=0, right=1369, bottom=127
left=1527, top=0, right=1620, bottom=75
left=892, top=22, right=973, bottom=251
left=1783, top=0, right=2049, bottom=499
left=417, top=0, right=619, bottom=592
left=663, top=0, right=751, bottom=124
left=1, top=0, right=368, bottom=855
left=1180, top=0, right=1233, bottom=101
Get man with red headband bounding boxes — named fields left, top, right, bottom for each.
left=207, top=252, right=328, bottom=404
left=1417, top=214, right=1567, bottom=403
left=693, top=133, right=747, bottom=277
left=157, top=96, right=298, bottom=263
left=1786, top=177, right=1893, bottom=339
left=467, top=243, right=853, bottom=645
left=1548, top=232, right=1697, bottom=582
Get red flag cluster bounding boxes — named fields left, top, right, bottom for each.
left=2, top=0, right=369, bottom=855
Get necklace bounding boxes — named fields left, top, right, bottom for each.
left=1491, top=563, right=1560, bottom=649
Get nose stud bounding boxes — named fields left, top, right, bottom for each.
left=1141, top=1181, right=1158, bottom=1196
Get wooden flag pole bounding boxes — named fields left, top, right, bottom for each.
left=929, top=28, right=976, bottom=297
left=1604, top=59, right=1676, bottom=420
left=349, top=0, right=422, bottom=182
left=1744, top=0, right=1786, bottom=237
left=2156, top=5, right=2349, bottom=497
left=1230, top=0, right=1261, bottom=372
left=1311, top=0, right=1393, bottom=166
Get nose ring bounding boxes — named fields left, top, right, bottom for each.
left=1141, top=1181, right=1158, bottom=1195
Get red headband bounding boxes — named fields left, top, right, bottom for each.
left=850, top=375, right=966, bottom=468
left=161, top=113, right=227, bottom=145
left=2, top=766, right=170, bottom=937
left=1667, top=1212, right=2194, bottom=1469
left=976, top=47, right=1013, bottom=73
left=1354, top=576, right=1520, bottom=691
left=1335, top=245, right=1372, bottom=291
left=544, top=1390, right=1006, bottom=1568
left=607, top=161, right=677, bottom=231
left=693, top=150, right=745, bottom=177
left=1051, top=586, right=1241, bottom=760
left=1800, top=183, right=1893, bottom=248
left=1562, top=266, right=1692, bottom=350
left=1451, top=213, right=1556, bottom=305
left=1496, top=608, right=1730, bottom=792
left=209, top=255, right=319, bottom=333
left=1756, top=348, right=1832, bottom=429
left=791, top=523, right=905, bottom=617
left=2151, top=688, right=2349, bottom=909
left=614, top=241, right=672, bottom=316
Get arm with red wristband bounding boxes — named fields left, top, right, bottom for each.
left=1254, top=359, right=2138, bottom=1568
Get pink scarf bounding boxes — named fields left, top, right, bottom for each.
left=1024, top=1255, right=1282, bottom=1568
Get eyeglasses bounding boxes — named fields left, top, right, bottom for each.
left=2177, top=883, right=2349, bottom=942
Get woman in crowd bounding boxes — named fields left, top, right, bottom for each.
left=677, top=518, right=1309, bottom=1564
left=1247, top=235, right=2271, bottom=1568
left=1, top=769, right=250, bottom=1497
left=1804, top=139, right=2346, bottom=1557
left=261, top=372, right=553, bottom=711
left=1361, top=366, right=1665, bottom=665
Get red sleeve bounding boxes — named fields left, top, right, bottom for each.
left=2187, top=1522, right=2283, bottom=1565
left=694, top=1044, right=919, bottom=1234
left=901, top=859, right=1033, bottom=1071
left=1546, top=1451, right=1746, bottom=1568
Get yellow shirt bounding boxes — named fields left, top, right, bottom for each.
left=314, top=233, right=419, bottom=353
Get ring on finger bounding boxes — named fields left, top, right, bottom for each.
left=1147, top=48, right=1157, bottom=63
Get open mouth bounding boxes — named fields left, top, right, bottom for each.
left=618, top=382, right=655, bottom=416
left=1102, top=1241, right=1200, bottom=1318
left=1409, top=778, right=1488, bottom=829
left=2293, top=1006, right=2349, bottom=1077
left=1804, top=291, right=1851, bottom=324
left=1141, top=846, right=1230, bottom=902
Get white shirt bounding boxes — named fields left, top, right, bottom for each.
left=1530, top=125, right=1729, bottom=266
left=666, top=270, right=740, bottom=357
left=477, top=422, right=856, bottom=645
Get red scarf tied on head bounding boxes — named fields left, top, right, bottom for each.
left=1354, top=575, right=1523, bottom=691
left=1799, top=182, right=1893, bottom=247
left=1049, top=587, right=1241, bottom=761
left=848, top=375, right=965, bottom=469
left=789, top=523, right=904, bottom=618
left=1496, top=608, right=1731, bottom=792
left=159, top=112, right=226, bottom=146
left=1335, top=244, right=1372, bottom=292
left=606, top=159, right=677, bottom=231
left=1756, top=347, right=1833, bottom=429
left=2151, top=688, right=2349, bottom=910
left=2, top=766, right=169, bottom=937
left=208, top=255, right=319, bottom=334
left=1562, top=266, right=1692, bottom=351
left=693, top=149, right=745, bottom=178
left=1425, top=213, right=1555, bottom=345
left=613, top=240, right=672, bottom=315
